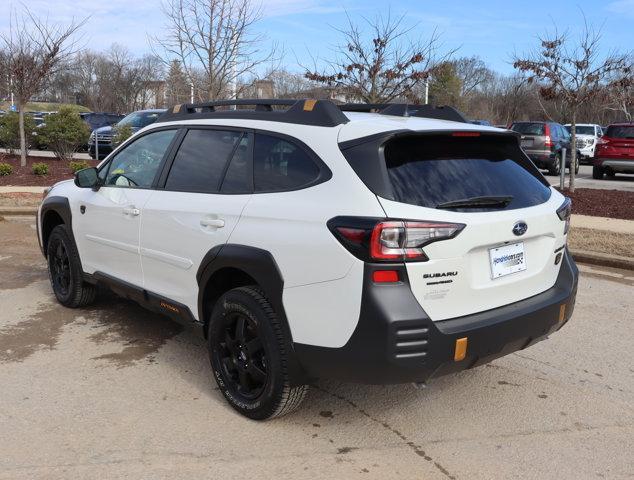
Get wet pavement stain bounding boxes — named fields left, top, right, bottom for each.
left=0, top=220, right=47, bottom=290
left=0, top=302, right=84, bottom=363
left=88, top=291, right=184, bottom=368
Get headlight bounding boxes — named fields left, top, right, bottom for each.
left=557, top=198, right=572, bottom=235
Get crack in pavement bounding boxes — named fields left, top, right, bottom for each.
left=313, top=385, right=456, bottom=480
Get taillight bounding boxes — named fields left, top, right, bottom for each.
left=556, top=198, right=572, bottom=235
left=328, top=217, right=465, bottom=262
left=544, top=124, right=553, bottom=148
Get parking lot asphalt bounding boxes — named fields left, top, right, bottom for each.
left=546, top=164, right=634, bottom=192
left=1, top=218, right=632, bottom=480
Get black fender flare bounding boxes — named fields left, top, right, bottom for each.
left=197, top=243, right=307, bottom=384
left=39, top=196, right=74, bottom=257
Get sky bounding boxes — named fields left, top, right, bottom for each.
left=1, top=0, right=633, bottom=75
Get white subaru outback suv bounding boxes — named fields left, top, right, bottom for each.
left=38, top=99, right=578, bottom=420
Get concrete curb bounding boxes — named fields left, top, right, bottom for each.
left=570, top=249, right=634, bottom=271
left=0, top=207, right=37, bottom=217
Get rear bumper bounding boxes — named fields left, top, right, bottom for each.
left=294, top=250, right=578, bottom=384
left=595, top=158, right=634, bottom=172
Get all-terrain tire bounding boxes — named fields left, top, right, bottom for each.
left=46, top=224, right=96, bottom=308
left=208, top=286, right=308, bottom=420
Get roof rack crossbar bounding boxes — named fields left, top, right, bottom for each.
left=157, top=98, right=349, bottom=127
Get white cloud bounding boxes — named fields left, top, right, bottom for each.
left=607, top=0, right=634, bottom=17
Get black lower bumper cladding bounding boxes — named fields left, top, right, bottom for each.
left=294, top=249, right=578, bottom=384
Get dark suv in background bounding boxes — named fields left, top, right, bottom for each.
left=510, top=121, right=580, bottom=176
left=88, top=109, right=165, bottom=159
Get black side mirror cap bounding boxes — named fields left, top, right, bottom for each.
left=74, top=167, right=100, bottom=190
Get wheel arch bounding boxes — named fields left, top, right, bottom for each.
left=197, top=244, right=306, bottom=384
left=40, top=196, right=73, bottom=257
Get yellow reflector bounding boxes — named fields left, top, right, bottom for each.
left=559, top=304, right=566, bottom=322
left=303, top=99, right=317, bottom=111
left=454, top=337, right=468, bottom=362
left=173, top=104, right=181, bottom=113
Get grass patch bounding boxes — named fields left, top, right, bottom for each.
left=568, top=227, right=634, bottom=258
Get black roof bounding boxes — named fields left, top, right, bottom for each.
left=156, top=99, right=468, bottom=127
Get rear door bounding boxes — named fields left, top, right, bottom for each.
left=140, top=128, right=252, bottom=317
left=375, top=133, right=568, bottom=321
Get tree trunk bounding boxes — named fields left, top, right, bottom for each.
left=18, top=104, right=27, bottom=167
left=569, top=110, right=576, bottom=193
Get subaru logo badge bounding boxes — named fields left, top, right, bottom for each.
left=512, top=221, right=528, bottom=236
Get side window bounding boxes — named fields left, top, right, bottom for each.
left=165, top=129, right=242, bottom=193
left=550, top=124, right=560, bottom=140
left=104, top=129, right=176, bottom=188
left=253, top=134, right=321, bottom=192
left=220, top=135, right=252, bottom=194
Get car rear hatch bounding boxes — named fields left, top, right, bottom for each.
left=600, top=126, right=634, bottom=158
left=340, top=131, right=570, bottom=321
left=511, top=122, right=549, bottom=152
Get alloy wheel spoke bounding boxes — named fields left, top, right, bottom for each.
left=247, top=363, right=266, bottom=384
left=246, top=337, right=262, bottom=355
left=235, top=316, right=246, bottom=343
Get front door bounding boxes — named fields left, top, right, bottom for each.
left=73, top=129, right=179, bottom=287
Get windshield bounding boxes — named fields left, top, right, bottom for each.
left=118, top=111, right=163, bottom=129
left=510, top=123, right=545, bottom=135
left=606, top=125, right=634, bottom=139
left=566, top=125, right=595, bottom=135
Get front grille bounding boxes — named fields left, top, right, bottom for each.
left=393, top=324, right=429, bottom=359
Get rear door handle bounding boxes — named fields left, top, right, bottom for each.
left=123, top=206, right=140, bottom=216
left=200, top=218, right=225, bottom=228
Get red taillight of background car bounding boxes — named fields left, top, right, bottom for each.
left=329, top=217, right=465, bottom=263
left=543, top=124, right=554, bottom=148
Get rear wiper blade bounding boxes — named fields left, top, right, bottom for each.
left=435, top=196, right=514, bottom=209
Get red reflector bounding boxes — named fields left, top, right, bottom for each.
left=452, top=131, right=480, bottom=137
left=372, top=270, right=399, bottom=283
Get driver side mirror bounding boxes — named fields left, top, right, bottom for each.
left=74, top=167, right=101, bottom=190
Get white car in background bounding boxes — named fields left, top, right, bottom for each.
left=565, top=124, right=603, bottom=164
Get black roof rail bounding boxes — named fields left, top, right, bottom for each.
left=339, top=103, right=469, bottom=123
left=157, top=99, right=349, bottom=127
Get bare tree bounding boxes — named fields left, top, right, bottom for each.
left=152, top=0, right=277, bottom=101
left=305, top=12, right=448, bottom=103
left=453, top=56, right=494, bottom=96
left=604, top=55, right=633, bottom=121
left=0, top=6, right=86, bottom=166
left=513, top=17, right=631, bottom=191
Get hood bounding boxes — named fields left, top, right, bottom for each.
left=94, top=125, right=113, bottom=134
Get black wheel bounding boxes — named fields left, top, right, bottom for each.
left=570, top=154, right=580, bottom=174
left=46, top=225, right=96, bottom=308
left=548, top=154, right=561, bottom=176
left=208, top=286, right=308, bottom=420
left=592, top=165, right=604, bottom=179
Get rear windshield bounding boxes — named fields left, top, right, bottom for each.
left=510, top=123, right=545, bottom=135
left=382, top=135, right=551, bottom=211
left=606, top=125, right=634, bottom=139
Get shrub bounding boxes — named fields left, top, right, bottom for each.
left=113, top=124, right=134, bottom=146
left=39, top=107, right=90, bottom=161
left=32, top=162, right=49, bottom=176
left=69, top=160, right=89, bottom=173
left=0, top=112, right=35, bottom=155
left=0, top=163, right=13, bottom=176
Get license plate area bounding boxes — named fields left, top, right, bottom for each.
left=521, top=139, right=534, bottom=148
left=489, top=242, right=527, bottom=279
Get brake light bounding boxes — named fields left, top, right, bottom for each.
left=452, top=131, right=481, bottom=137
left=543, top=124, right=553, bottom=148
left=329, top=217, right=465, bottom=263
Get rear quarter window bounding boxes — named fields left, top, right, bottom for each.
left=606, top=125, right=634, bottom=138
